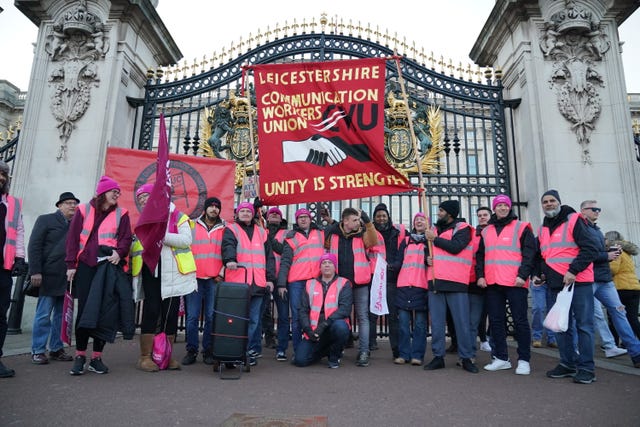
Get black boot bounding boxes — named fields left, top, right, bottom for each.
left=424, top=356, right=445, bottom=371
left=0, top=360, right=15, bottom=378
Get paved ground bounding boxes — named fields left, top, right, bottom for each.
left=2, top=318, right=640, bottom=426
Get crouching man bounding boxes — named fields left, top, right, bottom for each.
left=293, top=253, right=353, bottom=368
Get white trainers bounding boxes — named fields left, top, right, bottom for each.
left=480, top=341, right=492, bottom=352
left=483, top=357, right=512, bottom=371
left=604, top=346, right=628, bottom=358
left=515, top=360, right=531, bottom=375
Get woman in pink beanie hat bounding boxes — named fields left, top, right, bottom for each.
left=222, top=199, right=276, bottom=366
left=64, top=174, right=132, bottom=375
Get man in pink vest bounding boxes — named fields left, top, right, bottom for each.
left=293, top=253, right=353, bottom=368
left=537, top=189, right=599, bottom=384
left=324, top=207, right=378, bottom=367
left=276, top=207, right=324, bottom=360
left=423, top=200, right=478, bottom=373
left=0, top=160, right=25, bottom=378
left=476, top=194, right=536, bottom=375
left=183, top=197, right=226, bottom=366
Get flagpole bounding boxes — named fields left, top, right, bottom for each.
left=245, top=72, right=259, bottom=192
left=393, top=54, right=427, bottom=212
left=393, top=54, right=434, bottom=283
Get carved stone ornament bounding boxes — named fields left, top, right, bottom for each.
left=44, top=0, right=110, bottom=160
left=539, top=0, right=610, bottom=164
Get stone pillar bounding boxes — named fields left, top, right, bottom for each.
left=470, top=0, right=640, bottom=250
left=12, top=0, right=180, bottom=233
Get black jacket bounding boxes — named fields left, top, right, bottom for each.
left=374, top=221, right=405, bottom=284
left=277, top=222, right=322, bottom=288
left=222, top=219, right=276, bottom=295
left=299, top=275, right=353, bottom=336
left=395, top=230, right=429, bottom=310
left=77, top=259, right=135, bottom=342
left=536, top=206, right=599, bottom=290
left=475, top=211, right=537, bottom=284
left=585, top=221, right=613, bottom=283
left=27, top=210, right=70, bottom=297
left=323, top=221, right=377, bottom=286
left=431, top=218, right=472, bottom=292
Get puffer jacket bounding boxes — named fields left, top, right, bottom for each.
left=609, top=240, right=640, bottom=291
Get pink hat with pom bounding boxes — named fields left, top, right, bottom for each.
left=95, top=176, right=120, bottom=196
left=135, top=183, right=154, bottom=198
left=319, top=252, right=337, bottom=268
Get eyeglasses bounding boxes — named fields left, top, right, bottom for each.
left=584, top=207, right=601, bottom=213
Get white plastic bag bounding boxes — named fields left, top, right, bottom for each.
left=543, top=283, right=574, bottom=332
left=369, top=254, right=388, bottom=315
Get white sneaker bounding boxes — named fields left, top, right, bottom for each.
left=483, top=357, right=512, bottom=371
left=480, top=341, right=492, bottom=352
left=604, top=346, right=628, bottom=358
left=515, top=360, right=531, bottom=375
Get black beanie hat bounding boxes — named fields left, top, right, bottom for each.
left=373, top=203, right=389, bottom=217
left=204, top=197, right=222, bottom=209
left=439, top=200, right=460, bottom=218
left=541, top=189, right=561, bottom=204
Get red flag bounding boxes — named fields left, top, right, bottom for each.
left=134, top=114, right=171, bottom=272
left=253, top=58, right=416, bottom=205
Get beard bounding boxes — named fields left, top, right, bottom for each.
left=435, top=217, right=449, bottom=227
left=544, top=206, right=561, bottom=218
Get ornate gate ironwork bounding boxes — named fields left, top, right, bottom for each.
left=134, top=16, right=509, bottom=228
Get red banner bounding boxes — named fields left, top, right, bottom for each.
left=105, top=147, right=236, bottom=226
left=253, top=58, right=415, bottom=205
left=134, top=115, right=171, bottom=271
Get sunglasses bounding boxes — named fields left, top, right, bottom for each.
left=584, top=207, right=601, bottom=213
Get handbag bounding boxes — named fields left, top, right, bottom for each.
left=543, top=283, right=574, bottom=332
left=61, top=280, right=74, bottom=345
left=151, top=301, right=173, bottom=370
left=22, top=276, right=40, bottom=297
left=152, top=332, right=172, bottom=370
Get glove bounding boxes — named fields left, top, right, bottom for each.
left=11, top=257, right=28, bottom=277
left=314, top=321, right=329, bottom=337
left=305, top=327, right=319, bottom=342
left=253, top=197, right=264, bottom=210
left=410, top=233, right=426, bottom=243
left=360, top=210, right=370, bottom=224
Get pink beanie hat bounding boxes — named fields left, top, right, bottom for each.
left=319, top=252, right=337, bottom=268
left=236, top=201, right=255, bottom=215
left=267, top=207, right=283, bottom=217
left=96, top=175, right=120, bottom=196
left=135, top=183, right=154, bottom=198
left=492, top=194, right=512, bottom=210
left=295, top=208, right=311, bottom=220
left=413, top=212, right=426, bottom=224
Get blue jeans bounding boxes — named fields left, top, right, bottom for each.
left=286, top=280, right=306, bottom=354
left=551, top=284, right=595, bottom=372
left=398, top=309, right=427, bottom=361
left=593, top=281, right=640, bottom=357
left=593, top=297, right=616, bottom=349
left=486, top=285, right=531, bottom=362
left=31, top=295, right=65, bottom=354
left=468, top=293, right=486, bottom=353
left=185, top=278, right=216, bottom=353
left=428, top=291, right=473, bottom=359
left=0, top=269, right=12, bottom=358
left=247, top=295, right=264, bottom=354
left=353, top=286, right=370, bottom=353
left=293, top=319, right=350, bottom=367
left=530, top=282, right=556, bottom=344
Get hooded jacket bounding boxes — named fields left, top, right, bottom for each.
left=609, top=240, right=640, bottom=291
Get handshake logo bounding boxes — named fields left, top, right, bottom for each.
left=282, top=135, right=370, bottom=167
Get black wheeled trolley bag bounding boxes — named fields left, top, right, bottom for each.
left=211, top=266, right=250, bottom=378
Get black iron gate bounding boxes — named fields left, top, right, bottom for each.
left=132, top=17, right=512, bottom=338
left=133, top=16, right=509, bottom=227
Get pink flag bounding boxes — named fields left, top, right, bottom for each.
left=134, top=114, right=171, bottom=272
